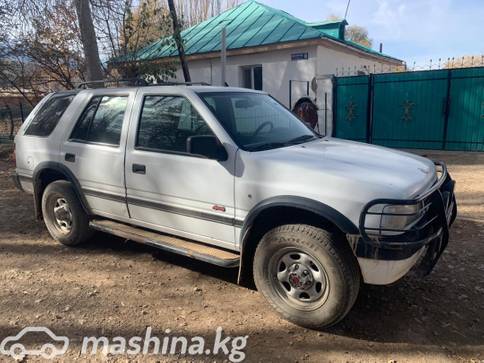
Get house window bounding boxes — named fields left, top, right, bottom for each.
left=241, top=65, right=262, bottom=90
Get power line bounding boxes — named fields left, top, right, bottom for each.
left=344, top=0, right=351, bottom=19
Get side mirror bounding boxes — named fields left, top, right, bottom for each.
left=186, top=135, right=228, bottom=161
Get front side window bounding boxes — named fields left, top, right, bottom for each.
left=25, top=94, right=74, bottom=136
left=70, top=96, right=128, bottom=145
left=199, top=92, right=317, bottom=151
left=136, top=96, right=214, bottom=153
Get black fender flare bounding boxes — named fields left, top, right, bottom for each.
left=240, top=195, right=359, bottom=241
left=237, top=195, right=358, bottom=284
left=32, top=161, right=91, bottom=219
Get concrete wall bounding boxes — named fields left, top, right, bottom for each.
left=174, top=45, right=318, bottom=108
left=315, top=44, right=396, bottom=76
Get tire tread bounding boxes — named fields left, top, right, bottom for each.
left=253, top=224, right=360, bottom=328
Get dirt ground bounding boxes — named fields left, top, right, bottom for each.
left=0, top=148, right=483, bottom=362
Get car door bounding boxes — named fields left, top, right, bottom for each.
left=61, top=89, right=135, bottom=219
left=124, top=88, right=237, bottom=249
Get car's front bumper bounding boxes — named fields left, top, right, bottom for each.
left=352, top=161, right=456, bottom=284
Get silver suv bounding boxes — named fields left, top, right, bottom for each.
left=13, top=84, right=457, bottom=328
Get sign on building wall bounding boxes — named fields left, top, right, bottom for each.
left=291, top=52, right=309, bottom=61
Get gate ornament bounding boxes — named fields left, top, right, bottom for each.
left=401, top=99, right=415, bottom=122
left=345, top=99, right=357, bottom=122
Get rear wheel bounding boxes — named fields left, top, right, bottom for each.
left=41, top=180, right=93, bottom=246
left=253, top=224, right=360, bottom=329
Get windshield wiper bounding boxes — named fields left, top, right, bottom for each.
left=246, top=135, right=318, bottom=151
left=285, top=134, right=318, bottom=145
left=247, top=142, right=288, bottom=151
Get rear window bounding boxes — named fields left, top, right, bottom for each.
left=24, top=94, right=74, bottom=136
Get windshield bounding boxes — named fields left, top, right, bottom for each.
left=199, top=92, right=318, bottom=151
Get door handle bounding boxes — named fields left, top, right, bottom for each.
left=65, top=153, right=75, bottom=162
left=132, top=164, right=146, bottom=174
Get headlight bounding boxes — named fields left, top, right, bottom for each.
left=365, top=203, right=422, bottom=236
left=381, top=203, right=421, bottom=230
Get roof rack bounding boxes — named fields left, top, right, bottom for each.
left=76, top=79, right=211, bottom=89
left=76, top=79, right=149, bottom=89
left=155, top=81, right=211, bottom=86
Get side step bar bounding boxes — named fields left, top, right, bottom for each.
left=89, top=219, right=240, bottom=268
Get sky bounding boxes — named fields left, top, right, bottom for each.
left=258, top=0, right=484, bottom=68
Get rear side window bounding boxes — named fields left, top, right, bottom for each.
left=24, top=94, right=74, bottom=136
left=70, top=96, right=128, bottom=146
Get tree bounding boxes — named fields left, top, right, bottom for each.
left=167, top=0, right=190, bottom=82
left=0, top=0, right=241, bottom=104
left=0, top=0, right=87, bottom=104
left=175, top=0, right=240, bottom=28
left=91, top=0, right=177, bottom=82
left=345, top=25, right=372, bottom=48
left=102, top=0, right=241, bottom=81
left=326, top=14, right=341, bottom=22
left=325, top=15, right=372, bottom=48
left=75, top=0, right=104, bottom=82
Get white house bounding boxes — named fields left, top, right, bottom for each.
left=125, top=0, right=402, bottom=133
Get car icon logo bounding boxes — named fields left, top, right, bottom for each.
left=0, top=327, right=69, bottom=360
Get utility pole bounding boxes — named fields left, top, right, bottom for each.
left=167, top=0, right=191, bottom=82
left=75, top=0, right=103, bottom=83
left=220, top=26, right=227, bottom=86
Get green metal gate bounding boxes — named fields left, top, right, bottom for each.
left=333, top=66, right=484, bottom=151
left=446, top=67, right=484, bottom=151
left=333, top=75, right=369, bottom=142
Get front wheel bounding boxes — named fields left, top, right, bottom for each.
left=253, top=224, right=360, bottom=329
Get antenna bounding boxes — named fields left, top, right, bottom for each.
left=344, top=0, right=351, bottom=19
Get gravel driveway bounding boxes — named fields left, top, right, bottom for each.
left=0, top=149, right=483, bottom=362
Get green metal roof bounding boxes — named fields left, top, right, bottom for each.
left=121, top=0, right=400, bottom=63
left=306, top=19, right=348, bottom=39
